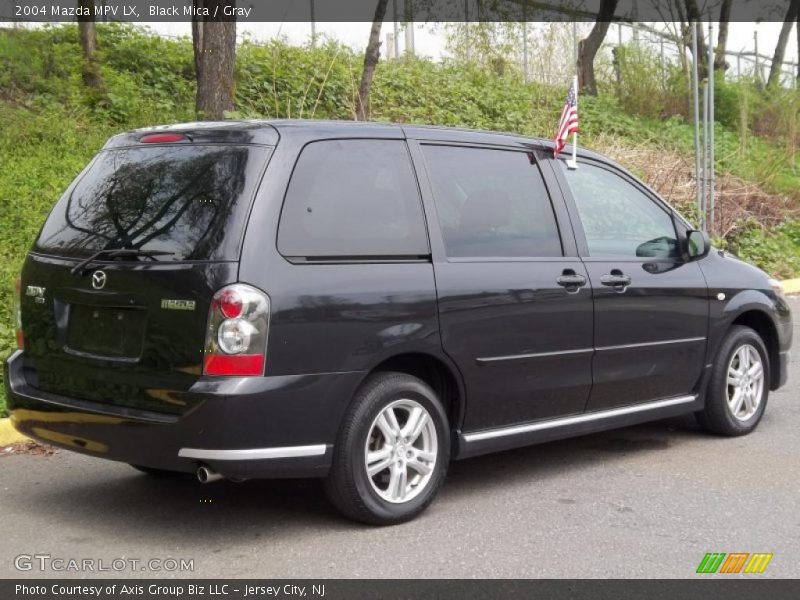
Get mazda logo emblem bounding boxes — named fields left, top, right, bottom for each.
left=91, top=271, right=107, bottom=290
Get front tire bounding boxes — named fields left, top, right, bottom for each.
left=324, top=372, right=450, bottom=525
left=697, top=325, right=770, bottom=436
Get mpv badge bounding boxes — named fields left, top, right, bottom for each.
left=161, top=299, right=196, bottom=311
left=25, top=286, right=45, bottom=297
left=25, top=285, right=46, bottom=304
left=91, top=271, right=107, bottom=290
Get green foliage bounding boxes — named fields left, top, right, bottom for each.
left=714, top=78, right=744, bottom=131
left=720, top=220, right=800, bottom=280
left=598, top=43, right=689, bottom=119
left=0, top=102, right=116, bottom=415
left=235, top=38, right=361, bottom=120
left=614, top=44, right=668, bottom=117
left=0, top=24, right=798, bottom=416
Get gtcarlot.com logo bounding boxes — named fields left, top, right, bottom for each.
left=696, top=552, right=773, bottom=574
left=14, top=554, right=194, bottom=573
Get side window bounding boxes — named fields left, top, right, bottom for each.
left=421, top=145, right=563, bottom=258
left=278, top=139, right=428, bottom=258
left=560, top=162, right=679, bottom=259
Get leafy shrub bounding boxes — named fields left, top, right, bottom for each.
left=612, top=44, right=674, bottom=118
left=722, top=219, right=800, bottom=280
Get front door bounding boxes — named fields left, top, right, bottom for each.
left=554, top=158, right=709, bottom=411
left=414, top=142, right=594, bottom=431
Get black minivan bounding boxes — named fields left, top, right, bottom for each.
left=5, top=120, right=792, bottom=524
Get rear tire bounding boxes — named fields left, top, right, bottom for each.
left=696, top=325, right=769, bottom=436
left=324, top=372, right=450, bottom=525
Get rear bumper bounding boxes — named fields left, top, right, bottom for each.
left=4, top=350, right=364, bottom=479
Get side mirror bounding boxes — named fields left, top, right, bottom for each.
left=686, top=229, right=710, bottom=260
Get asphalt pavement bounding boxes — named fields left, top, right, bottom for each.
left=1, top=298, right=798, bottom=579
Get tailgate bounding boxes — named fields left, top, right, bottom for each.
left=20, top=254, right=237, bottom=415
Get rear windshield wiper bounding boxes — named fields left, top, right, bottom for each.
left=70, top=249, right=174, bottom=275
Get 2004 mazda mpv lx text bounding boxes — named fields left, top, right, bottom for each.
left=5, top=120, right=792, bottom=524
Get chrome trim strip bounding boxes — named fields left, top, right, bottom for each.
left=596, top=337, right=706, bottom=352
left=462, top=395, right=697, bottom=443
left=178, top=444, right=327, bottom=461
left=477, top=337, right=706, bottom=363
left=477, top=348, right=594, bottom=363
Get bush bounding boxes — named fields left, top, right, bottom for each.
left=609, top=43, right=688, bottom=119
left=722, top=219, right=800, bottom=280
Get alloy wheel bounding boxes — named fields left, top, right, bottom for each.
left=726, top=343, right=765, bottom=422
left=364, top=399, right=438, bottom=504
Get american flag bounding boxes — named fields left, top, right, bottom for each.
left=554, top=78, right=579, bottom=158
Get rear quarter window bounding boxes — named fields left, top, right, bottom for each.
left=35, top=144, right=271, bottom=261
left=277, top=139, right=429, bottom=259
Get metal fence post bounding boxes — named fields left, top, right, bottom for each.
left=692, top=22, right=704, bottom=228
left=309, top=0, right=316, bottom=45
left=708, top=23, right=715, bottom=235
left=754, top=30, right=761, bottom=87
left=393, top=0, right=400, bottom=59
left=464, top=0, right=470, bottom=62
left=522, top=2, right=528, bottom=83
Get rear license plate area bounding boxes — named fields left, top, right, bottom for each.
left=66, top=304, right=146, bottom=359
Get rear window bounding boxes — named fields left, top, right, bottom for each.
left=35, top=144, right=270, bottom=260
left=277, top=139, right=429, bottom=258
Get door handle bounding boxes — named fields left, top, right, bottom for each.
left=600, top=269, right=631, bottom=291
left=556, top=269, right=587, bottom=293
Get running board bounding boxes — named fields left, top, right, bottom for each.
left=456, top=395, right=700, bottom=459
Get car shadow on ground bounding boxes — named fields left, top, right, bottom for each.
left=15, top=413, right=711, bottom=540
left=442, top=414, right=705, bottom=497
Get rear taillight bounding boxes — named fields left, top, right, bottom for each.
left=203, top=284, right=269, bottom=376
left=13, top=278, right=24, bottom=349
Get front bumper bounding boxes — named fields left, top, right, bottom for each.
left=4, top=350, right=364, bottom=479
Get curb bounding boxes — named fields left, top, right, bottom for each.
left=0, top=418, right=29, bottom=446
left=782, top=279, right=800, bottom=295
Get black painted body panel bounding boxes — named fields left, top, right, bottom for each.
left=433, top=259, right=593, bottom=430
left=699, top=250, right=793, bottom=385
left=581, top=258, right=709, bottom=410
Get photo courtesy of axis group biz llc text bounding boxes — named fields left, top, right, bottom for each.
left=15, top=584, right=325, bottom=597
left=0, top=0, right=798, bottom=598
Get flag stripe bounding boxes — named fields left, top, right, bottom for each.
left=554, top=79, right=579, bottom=158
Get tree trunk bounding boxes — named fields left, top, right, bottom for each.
left=193, top=0, right=237, bottom=120
left=356, top=0, right=390, bottom=121
left=577, top=0, right=618, bottom=96
left=191, top=8, right=204, bottom=82
left=797, top=13, right=799, bottom=82
left=683, top=0, right=708, bottom=79
left=77, top=0, right=105, bottom=93
left=768, top=0, right=800, bottom=88
left=714, top=0, right=732, bottom=71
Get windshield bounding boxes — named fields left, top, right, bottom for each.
left=35, top=144, right=270, bottom=260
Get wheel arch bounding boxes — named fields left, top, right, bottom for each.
left=362, top=352, right=467, bottom=432
left=729, top=309, right=781, bottom=390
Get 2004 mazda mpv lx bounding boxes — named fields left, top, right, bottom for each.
left=5, top=120, right=792, bottom=524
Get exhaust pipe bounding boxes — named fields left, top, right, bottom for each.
left=196, top=465, right=224, bottom=484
